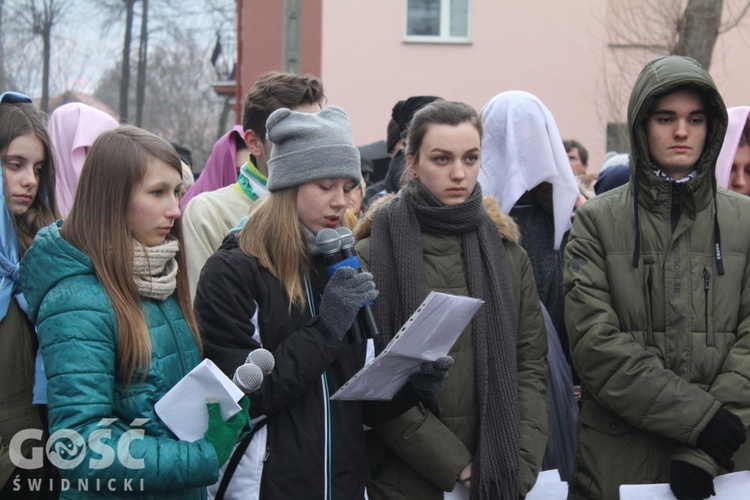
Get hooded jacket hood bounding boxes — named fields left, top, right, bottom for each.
left=19, top=221, right=96, bottom=324
left=715, top=106, right=750, bottom=190
left=627, top=56, right=727, bottom=208
left=626, top=56, right=728, bottom=271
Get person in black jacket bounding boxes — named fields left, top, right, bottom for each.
left=195, top=105, right=448, bottom=499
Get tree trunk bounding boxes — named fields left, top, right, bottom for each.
left=0, top=0, right=5, bottom=90
left=120, top=0, right=135, bottom=122
left=674, top=0, right=724, bottom=69
left=41, top=20, right=51, bottom=112
left=135, top=0, right=147, bottom=127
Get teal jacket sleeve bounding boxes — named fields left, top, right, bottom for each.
left=38, top=280, right=219, bottom=491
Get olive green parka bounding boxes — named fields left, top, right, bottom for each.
left=564, top=56, right=750, bottom=500
left=356, top=195, right=548, bottom=499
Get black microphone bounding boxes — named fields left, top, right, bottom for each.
left=336, top=227, right=381, bottom=339
left=315, top=228, right=365, bottom=343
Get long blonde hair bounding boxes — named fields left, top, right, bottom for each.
left=237, top=187, right=309, bottom=309
left=61, top=126, right=200, bottom=386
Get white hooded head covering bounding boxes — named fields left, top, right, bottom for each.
left=479, top=91, right=580, bottom=249
left=715, top=106, right=750, bottom=190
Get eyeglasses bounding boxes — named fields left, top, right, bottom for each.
left=0, top=91, right=33, bottom=105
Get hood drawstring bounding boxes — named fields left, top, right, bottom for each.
left=711, top=174, right=725, bottom=275
left=632, top=168, right=641, bottom=268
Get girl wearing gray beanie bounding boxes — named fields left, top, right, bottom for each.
left=195, top=106, right=438, bottom=498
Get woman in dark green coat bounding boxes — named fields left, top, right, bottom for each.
left=356, top=101, right=548, bottom=500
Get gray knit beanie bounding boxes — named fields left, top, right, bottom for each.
left=266, top=105, right=362, bottom=192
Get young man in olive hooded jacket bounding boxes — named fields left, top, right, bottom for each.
left=564, top=56, right=750, bottom=500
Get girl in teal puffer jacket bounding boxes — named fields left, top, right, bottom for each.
left=20, top=126, right=247, bottom=499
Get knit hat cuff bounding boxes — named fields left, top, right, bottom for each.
left=267, top=144, right=361, bottom=191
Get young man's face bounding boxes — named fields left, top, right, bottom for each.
left=645, top=88, right=707, bottom=180
left=567, top=147, right=587, bottom=176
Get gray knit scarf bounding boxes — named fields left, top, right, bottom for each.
left=370, top=181, right=520, bottom=499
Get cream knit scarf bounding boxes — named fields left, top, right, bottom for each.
left=132, top=239, right=179, bottom=300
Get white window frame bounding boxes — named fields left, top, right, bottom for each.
left=404, top=0, right=472, bottom=44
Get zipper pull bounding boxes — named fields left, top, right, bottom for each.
left=704, top=268, right=710, bottom=291
left=263, top=446, right=270, bottom=462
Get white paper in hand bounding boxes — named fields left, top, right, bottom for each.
left=331, top=291, right=483, bottom=401
left=619, top=470, right=750, bottom=499
left=155, top=359, right=244, bottom=442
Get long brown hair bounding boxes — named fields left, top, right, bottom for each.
left=61, top=125, right=200, bottom=386
left=0, top=102, right=58, bottom=254
left=237, top=187, right=309, bottom=310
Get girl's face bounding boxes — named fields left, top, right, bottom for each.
left=729, top=142, right=750, bottom=196
left=407, top=122, right=481, bottom=206
left=2, top=132, right=44, bottom=216
left=127, top=158, right=183, bottom=247
left=297, top=177, right=356, bottom=234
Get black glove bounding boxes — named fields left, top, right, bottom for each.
left=669, top=461, right=715, bottom=500
left=696, top=407, right=747, bottom=471
left=408, top=356, right=454, bottom=399
left=319, top=267, right=378, bottom=340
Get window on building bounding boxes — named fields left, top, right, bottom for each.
left=405, top=0, right=471, bottom=43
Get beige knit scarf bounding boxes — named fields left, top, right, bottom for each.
left=132, top=239, right=179, bottom=300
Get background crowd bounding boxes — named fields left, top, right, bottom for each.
left=2, top=53, right=750, bottom=500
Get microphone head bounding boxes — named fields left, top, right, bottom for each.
left=316, top=228, right=341, bottom=256
left=247, top=348, right=275, bottom=375
left=336, top=227, right=355, bottom=250
left=233, top=362, right=264, bottom=393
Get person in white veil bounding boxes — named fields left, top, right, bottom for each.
left=479, top=90, right=580, bottom=480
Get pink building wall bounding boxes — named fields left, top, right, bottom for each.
left=320, top=0, right=750, bottom=171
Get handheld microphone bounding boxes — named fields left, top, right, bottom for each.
left=232, top=348, right=275, bottom=393
left=316, top=228, right=342, bottom=272
left=315, top=228, right=365, bottom=343
left=336, top=227, right=381, bottom=339
left=247, top=348, right=275, bottom=375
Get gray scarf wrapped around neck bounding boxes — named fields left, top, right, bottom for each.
left=370, top=181, right=520, bottom=500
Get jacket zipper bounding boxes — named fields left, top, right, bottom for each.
left=646, top=266, right=654, bottom=346
left=306, top=275, right=332, bottom=500
left=704, top=268, right=714, bottom=346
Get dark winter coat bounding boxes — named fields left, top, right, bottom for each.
left=564, top=56, right=750, bottom=499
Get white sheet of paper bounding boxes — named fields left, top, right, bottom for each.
left=155, top=358, right=244, bottom=442
left=331, top=291, right=483, bottom=401
left=619, top=470, right=750, bottom=500
left=526, top=469, right=568, bottom=500
left=444, top=469, right=568, bottom=500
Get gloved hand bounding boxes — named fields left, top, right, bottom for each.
left=408, top=356, right=454, bottom=399
left=669, top=461, right=715, bottom=500
left=696, top=407, right=747, bottom=471
left=319, top=266, right=378, bottom=340
left=204, top=396, right=250, bottom=467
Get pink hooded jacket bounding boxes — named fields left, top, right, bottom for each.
left=48, top=103, right=119, bottom=216
left=715, top=106, right=750, bottom=190
left=180, top=125, right=245, bottom=210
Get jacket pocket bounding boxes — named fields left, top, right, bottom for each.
left=703, top=267, right=714, bottom=347
left=579, top=398, right=635, bottom=436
